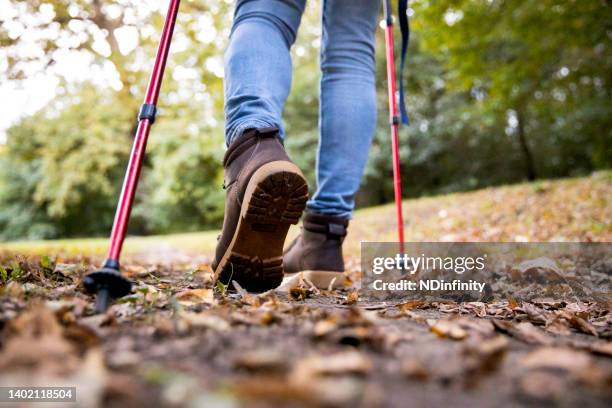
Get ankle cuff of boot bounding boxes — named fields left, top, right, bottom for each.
left=303, top=213, right=348, bottom=238
left=223, top=127, right=280, bottom=167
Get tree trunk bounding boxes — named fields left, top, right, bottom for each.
left=516, top=110, right=536, bottom=181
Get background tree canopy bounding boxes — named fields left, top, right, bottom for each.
left=0, top=0, right=609, bottom=240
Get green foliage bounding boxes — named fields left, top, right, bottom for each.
left=412, top=0, right=611, bottom=178
left=0, top=266, right=7, bottom=283
left=215, top=280, right=228, bottom=297
left=138, top=118, right=225, bottom=232
left=0, top=85, right=133, bottom=239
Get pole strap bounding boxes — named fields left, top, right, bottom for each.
left=398, top=0, right=410, bottom=125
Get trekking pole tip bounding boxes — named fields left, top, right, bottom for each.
left=94, top=287, right=111, bottom=313
left=83, top=264, right=132, bottom=314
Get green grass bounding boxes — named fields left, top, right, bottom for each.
left=1, top=172, right=609, bottom=259
left=0, top=230, right=220, bottom=257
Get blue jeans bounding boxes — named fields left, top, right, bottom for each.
left=224, top=0, right=380, bottom=219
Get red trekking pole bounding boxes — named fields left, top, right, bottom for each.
left=83, top=0, right=181, bottom=313
left=382, top=0, right=409, bottom=253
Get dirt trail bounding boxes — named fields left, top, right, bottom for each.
left=0, top=253, right=610, bottom=408
left=0, top=174, right=610, bottom=407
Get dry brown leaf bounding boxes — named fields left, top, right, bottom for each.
left=107, top=349, right=141, bottom=369
left=507, top=296, right=519, bottom=309
left=69, top=349, right=108, bottom=407
left=2, top=281, right=24, bottom=298
left=401, top=359, right=429, bottom=380
left=557, top=310, right=599, bottom=336
left=175, top=288, right=215, bottom=304
left=234, top=349, right=287, bottom=373
left=397, top=300, right=429, bottom=311
left=428, top=318, right=468, bottom=340
left=287, top=352, right=372, bottom=406
left=289, top=286, right=311, bottom=301
left=179, top=311, right=230, bottom=331
left=519, top=370, right=567, bottom=400
left=462, top=302, right=488, bottom=318
left=462, top=336, right=508, bottom=377
left=344, top=290, right=359, bottom=305
left=313, top=317, right=338, bottom=338
left=514, top=322, right=553, bottom=345
left=521, top=347, right=593, bottom=373
left=399, top=309, right=426, bottom=322
left=54, top=263, right=83, bottom=280
left=517, top=302, right=549, bottom=325
left=545, top=317, right=573, bottom=336
left=231, top=280, right=249, bottom=298
left=291, top=351, right=373, bottom=378
left=532, top=298, right=566, bottom=309
left=588, top=342, right=612, bottom=357
left=511, top=257, right=564, bottom=282
left=259, top=310, right=279, bottom=325
left=493, top=320, right=553, bottom=345
left=0, top=301, right=108, bottom=408
left=519, top=347, right=606, bottom=387
left=428, top=317, right=495, bottom=341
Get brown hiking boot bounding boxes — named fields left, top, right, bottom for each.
left=282, top=211, right=349, bottom=289
left=213, top=127, right=308, bottom=292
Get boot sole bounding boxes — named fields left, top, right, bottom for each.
left=214, top=161, right=308, bottom=292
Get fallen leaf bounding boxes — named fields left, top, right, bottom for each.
left=493, top=320, right=553, bottom=345
left=517, top=302, right=549, bottom=325
left=287, top=350, right=373, bottom=406
left=521, top=347, right=593, bottom=373
left=462, top=336, right=508, bottom=378
left=231, top=280, right=248, bottom=298
left=429, top=319, right=467, bottom=340
left=289, top=286, right=311, bottom=301
left=107, top=350, right=141, bottom=369
left=1, top=281, right=24, bottom=298
left=557, top=310, right=599, bottom=336
left=588, top=342, right=612, bottom=357
left=292, top=351, right=373, bottom=377
left=0, top=301, right=108, bottom=408
left=344, top=290, right=359, bottom=305
left=397, top=300, right=429, bottom=311
left=313, top=317, right=338, bottom=338
left=511, top=257, right=564, bottom=282
left=179, top=311, right=230, bottom=332
left=234, top=349, right=287, bottom=373
left=175, top=288, right=215, bottom=305
left=54, top=263, right=84, bottom=281
left=401, top=359, right=429, bottom=380
left=519, top=370, right=567, bottom=400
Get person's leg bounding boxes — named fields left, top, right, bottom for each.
left=283, top=0, right=380, bottom=288
left=224, top=0, right=306, bottom=145
left=306, top=0, right=380, bottom=218
left=214, top=0, right=309, bottom=292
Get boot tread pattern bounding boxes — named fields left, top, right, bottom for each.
left=219, top=253, right=283, bottom=292
left=246, top=171, right=308, bottom=226
left=217, top=169, right=308, bottom=292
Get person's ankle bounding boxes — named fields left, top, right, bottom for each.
left=284, top=210, right=349, bottom=274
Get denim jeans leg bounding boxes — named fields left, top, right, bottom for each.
left=224, top=0, right=306, bottom=146
left=306, top=0, right=380, bottom=218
